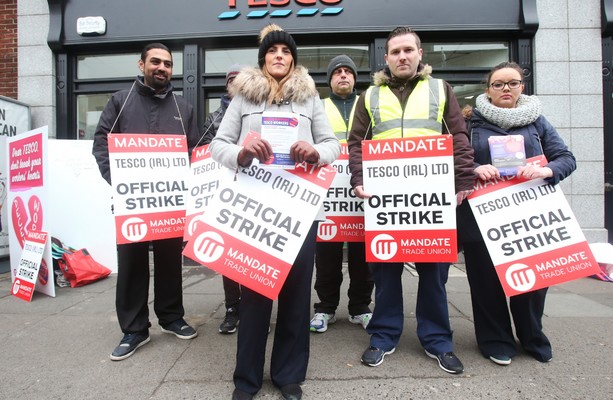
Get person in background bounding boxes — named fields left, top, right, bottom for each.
left=459, top=61, right=576, bottom=366
left=347, top=26, right=474, bottom=374
left=209, top=24, right=340, bottom=400
left=201, top=64, right=243, bottom=334
left=92, top=43, right=199, bottom=361
left=310, top=55, right=374, bottom=333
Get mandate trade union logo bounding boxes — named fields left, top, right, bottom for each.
left=194, top=231, right=225, bottom=264
left=504, top=263, right=536, bottom=292
left=121, top=217, right=148, bottom=242
left=219, top=0, right=343, bottom=20
left=12, top=279, right=21, bottom=295
left=317, top=219, right=338, bottom=241
left=371, top=233, right=398, bottom=261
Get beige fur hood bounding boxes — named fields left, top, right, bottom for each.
left=229, top=65, right=318, bottom=104
left=372, top=63, right=433, bottom=87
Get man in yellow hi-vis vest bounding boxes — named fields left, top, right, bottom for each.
left=310, top=55, right=374, bottom=334
left=347, top=27, right=475, bottom=374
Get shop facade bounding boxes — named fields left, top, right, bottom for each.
left=17, top=0, right=609, bottom=242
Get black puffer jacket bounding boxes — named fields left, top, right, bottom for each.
left=92, top=77, right=199, bottom=184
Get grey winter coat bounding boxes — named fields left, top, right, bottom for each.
left=210, top=65, right=339, bottom=171
left=210, top=65, right=340, bottom=221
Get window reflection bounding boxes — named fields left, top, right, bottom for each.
left=423, top=43, right=509, bottom=68
left=451, top=83, right=486, bottom=110
left=204, top=46, right=369, bottom=73
left=77, top=94, right=112, bottom=140
left=77, top=52, right=183, bottom=79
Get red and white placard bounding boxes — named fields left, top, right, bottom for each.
left=183, top=162, right=336, bottom=299
left=184, top=144, right=233, bottom=242
left=468, top=156, right=600, bottom=296
left=108, top=134, right=190, bottom=244
left=362, top=136, right=457, bottom=262
left=12, top=230, right=48, bottom=302
left=318, top=143, right=364, bottom=242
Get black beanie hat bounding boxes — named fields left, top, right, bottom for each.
left=327, top=54, right=357, bottom=86
left=258, top=24, right=298, bottom=68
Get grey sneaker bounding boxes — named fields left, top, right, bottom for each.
left=349, top=312, right=372, bottom=329
left=309, top=313, right=336, bottom=333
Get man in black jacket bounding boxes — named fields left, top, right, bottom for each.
left=92, top=43, right=199, bottom=361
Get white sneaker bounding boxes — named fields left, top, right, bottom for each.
left=309, top=313, right=336, bottom=332
left=349, top=313, right=372, bottom=329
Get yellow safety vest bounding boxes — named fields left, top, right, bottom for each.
left=364, top=78, right=446, bottom=140
left=323, top=97, right=358, bottom=143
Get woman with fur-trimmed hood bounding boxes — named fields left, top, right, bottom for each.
left=210, top=24, right=339, bottom=400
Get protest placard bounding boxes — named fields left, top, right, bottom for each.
left=362, top=136, right=457, bottom=262
left=468, top=156, right=600, bottom=296
left=12, top=230, right=48, bottom=302
left=183, top=162, right=336, bottom=300
left=184, top=144, right=233, bottom=242
left=108, top=133, right=190, bottom=244
left=7, top=126, right=54, bottom=298
left=318, top=143, right=364, bottom=242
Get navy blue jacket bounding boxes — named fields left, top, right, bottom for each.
left=457, top=108, right=576, bottom=243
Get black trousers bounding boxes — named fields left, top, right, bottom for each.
left=222, top=276, right=241, bottom=311
left=116, top=237, right=185, bottom=333
left=233, top=223, right=317, bottom=395
left=313, top=241, right=373, bottom=316
left=463, top=240, right=552, bottom=361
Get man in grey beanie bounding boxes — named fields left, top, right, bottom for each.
left=310, top=55, right=374, bottom=334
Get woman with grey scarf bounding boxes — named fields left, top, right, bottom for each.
left=458, top=62, right=576, bottom=366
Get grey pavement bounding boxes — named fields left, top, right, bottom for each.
left=1, top=259, right=612, bottom=400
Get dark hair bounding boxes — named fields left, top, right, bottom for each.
left=485, top=61, right=524, bottom=86
left=385, top=26, right=421, bottom=53
left=140, top=43, right=171, bottom=62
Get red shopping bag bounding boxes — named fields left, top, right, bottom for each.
left=57, top=248, right=111, bottom=288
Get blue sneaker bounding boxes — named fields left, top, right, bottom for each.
left=110, top=332, right=150, bottom=361
left=489, top=355, right=512, bottom=365
left=161, top=318, right=198, bottom=339
left=425, top=350, right=464, bottom=374
left=361, top=346, right=395, bottom=367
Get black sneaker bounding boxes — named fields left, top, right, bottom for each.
left=425, top=350, right=464, bottom=374
left=361, top=345, right=396, bottom=367
left=280, top=383, right=302, bottom=400
left=161, top=318, right=198, bottom=339
left=110, top=332, right=150, bottom=361
left=231, top=388, right=254, bottom=400
left=219, top=308, right=239, bottom=334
